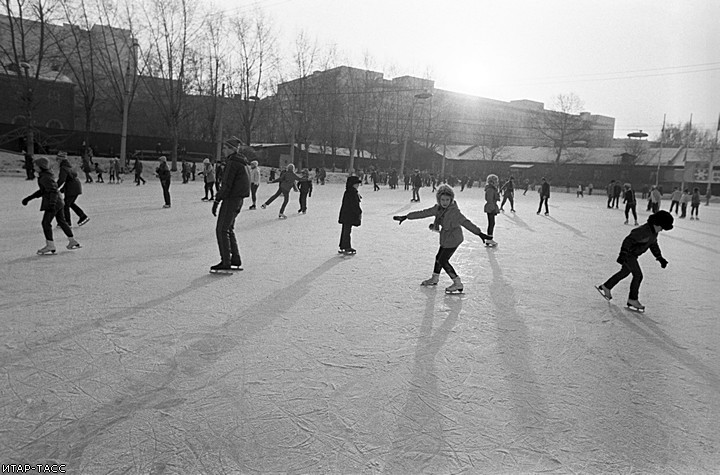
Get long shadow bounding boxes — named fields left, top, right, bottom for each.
left=662, top=233, right=720, bottom=255
left=14, top=256, right=346, bottom=469
left=608, top=305, right=720, bottom=392
left=388, top=288, right=462, bottom=472
left=543, top=215, right=587, bottom=238
left=504, top=212, right=535, bottom=232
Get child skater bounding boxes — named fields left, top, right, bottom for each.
left=261, top=163, right=302, bottom=219
left=21, top=157, right=81, bottom=254
left=623, top=183, right=638, bottom=226
left=483, top=174, right=500, bottom=247
left=596, top=210, right=673, bottom=312
left=297, top=169, right=313, bottom=214
left=393, top=184, right=491, bottom=293
left=338, top=175, right=362, bottom=255
left=56, top=151, right=90, bottom=226
left=94, top=162, right=105, bottom=183
left=690, top=187, right=701, bottom=220
left=199, top=158, right=215, bottom=201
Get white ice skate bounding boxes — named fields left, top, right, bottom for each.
left=484, top=239, right=498, bottom=247
left=66, top=238, right=81, bottom=250
left=421, top=273, right=440, bottom=286
left=445, top=277, right=463, bottom=294
left=37, top=240, right=56, bottom=255
left=278, top=214, right=287, bottom=219
left=626, top=299, right=645, bottom=312
left=595, top=284, right=612, bottom=301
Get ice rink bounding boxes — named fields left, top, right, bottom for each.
left=1, top=174, right=719, bottom=474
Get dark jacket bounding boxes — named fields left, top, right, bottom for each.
left=540, top=181, right=550, bottom=198
left=501, top=179, right=514, bottom=196
left=412, top=173, right=422, bottom=188
left=484, top=184, right=500, bottom=214
left=57, top=158, right=82, bottom=196
left=25, top=169, right=63, bottom=211
left=271, top=169, right=302, bottom=193
left=339, top=182, right=362, bottom=226
left=156, top=162, right=171, bottom=182
left=618, top=223, right=663, bottom=263
left=215, top=153, right=251, bottom=201
left=131, top=159, right=143, bottom=174
left=297, top=177, right=313, bottom=195
left=623, top=189, right=636, bottom=206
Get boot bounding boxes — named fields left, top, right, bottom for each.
left=596, top=284, right=612, bottom=300
left=67, top=237, right=81, bottom=250
left=445, top=276, right=463, bottom=293
left=37, top=240, right=56, bottom=255
left=421, top=273, right=440, bottom=286
left=627, top=299, right=645, bottom=311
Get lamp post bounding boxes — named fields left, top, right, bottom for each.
left=18, top=61, right=34, bottom=156
left=290, top=109, right=304, bottom=168
left=399, top=91, right=432, bottom=178
left=120, top=38, right=139, bottom=170
left=215, top=83, right=226, bottom=163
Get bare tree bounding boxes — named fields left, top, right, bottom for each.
left=0, top=0, right=61, bottom=155
left=535, top=92, right=590, bottom=166
left=139, top=0, right=201, bottom=170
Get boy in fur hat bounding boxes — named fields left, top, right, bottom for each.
left=394, top=184, right=491, bottom=293
left=596, top=210, right=673, bottom=311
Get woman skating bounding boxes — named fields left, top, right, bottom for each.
left=155, top=156, right=172, bottom=208
left=483, top=174, right=500, bottom=247
left=56, top=152, right=90, bottom=227
left=21, top=157, right=81, bottom=254
left=261, top=163, right=302, bottom=219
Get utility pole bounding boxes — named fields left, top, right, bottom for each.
left=120, top=39, right=139, bottom=171
left=706, top=113, right=719, bottom=205
left=680, top=114, right=692, bottom=192
left=655, top=114, right=666, bottom=187
left=215, top=83, right=225, bottom=163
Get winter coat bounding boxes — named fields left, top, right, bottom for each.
left=215, top=153, right=250, bottom=201
left=338, top=183, right=362, bottom=226
left=407, top=200, right=484, bottom=249
left=202, top=164, right=215, bottom=183
left=484, top=184, right=500, bottom=214
left=650, top=188, right=661, bottom=204
left=623, top=189, right=636, bottom=206
left=617, top=223, right=664, bottom=263
left=131, top=160, right=143, bottom=174
left=670, top=190, right=682, bottom=202
left=249, top=167, right=260, bottom=185
left=297, top=177, right=313, bottom=195
left=412, top=173, right=422, bottom=189
left=272, top=169, right=302, bottom=193
left=501, top=180, right=514, bottom=196
left=57, top=158, right=82, bottom=196
left=691, top=191, right=701, bottom=205
left=24, top=169, right=63, bottom=211
left=613, top=183, right=622, bottom=197
left=540, top=181, right=551, bottom=198
left=680, top=192, right=692, bottom=204
left=156, top=162, right=171, bottom=183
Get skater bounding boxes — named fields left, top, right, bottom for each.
left=411, top=169, right=422, bottom=202
left=537, top=177, right=550, bottom=215
left=248, top=160, right=260, bottom=209
left=679, top=188, right=690, bottom=218
left=393, top=184, right=490, bottom=293
left=21, top=157, right=81, bottom=254
left=588, top=183, right=593, bottom=196
left=210, top=147, right=250, bottom=273
left=155, top=156, right=172, bottom=208
left=81, top=156, right=93, bottom=183
left=596, top=210, right=673, bottom=312
left=56, top=152, right=90, bottom=227
left=372, top=169, right=380, bottom=191
left=261, top=163, right=301, bottom=219
left=483, top=174, right=500, bottom=246
left=500, top=176, right=515, bottom=212
left=338, top=175, right=362, bottom=255
left=191, top=161, right=196, bottom=181
left=318, top=167, right=326, bottom=185
left=108, top=158, right=116, bottom=183
left=130, top=157, right=146, bottom=185
left=668, top=187, right=681, bottom=214
left=606, top=180, right=615, bottom=208
left=181, top=159, right=190, bottom=184
left=690, top=187, right=701, bottom=219
left=612, top=181, right=622, bottom=208
left=623, top=183, right=638, bottom=225
left=522, top=178, right=530, bottom=195
left=113, top=157, right=123, bottom=183
left=576, top=183, right=584, bottom=198
left=649, top=185, right=661, bottom=213
left=94, top=162, right=104, bottom=183
left=199, top=158, right=215, bottom=201
left=404, top=173, right=411, bottom=191
left=297, top=169, right=313, bottom=213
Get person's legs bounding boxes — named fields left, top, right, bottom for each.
left=264, top=188, right=282, bottom=206
left=543, top=197, right=549, bottom=214
left=162, top=181, right=171, bottom=206
left=625, top=258, right=643, bottom=301
left=486, top=213, right=495, bottom=238
left=279, top=190, right=290, bottom=214
left=41, top=210, right=55, bottom=241
left=435, top=247, right=458, bottom=278
left=602, top=263, right=631, bottom=291
left=630, top=204, right=637, bottom=222
left=339, top=223, right=352, bottom=249
left=54, top=207, right=73, bottom=238
left=509, top=195, right=514, bottom=210
left=215, top=199, right=240, bottom=265
left=251, top=183, right=258, bottom=206
left=680, top=202, right=687, bottom=218
left=624, top=203, right=630, bottom=221
left=66, top=194, right=87, bottom=222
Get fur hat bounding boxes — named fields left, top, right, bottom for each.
left=648, top=210, right=674, bottom=230
left=486, top=174, right=498, bottom=187
left=158, top=156, right=167, bottom=163
left=33, top=157, right=50, bottom=170
left=203, top=158, right=210, bottom=165
left=435, top=184, right=455, bottom=204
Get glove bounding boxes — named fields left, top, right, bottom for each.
left=393, top=215, right=407, bottom=225
left=429, top=223, right=440, bottom=232
left=21, top=197, right=29, bottom=206
left=658, top=257, right=668, bottom=269
left=212, top=201, right=219, bottom=216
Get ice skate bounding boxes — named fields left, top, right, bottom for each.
left=261, top=204, right=267, bottom=209
left=230, top=258, right=243, bottom=271
left=445, top=276, right=463, bottom=294
left=249, top=204, right=256, bottom=210
left=201, top=197, right=209, bottom=201
left=209, top=262, right=234, bottom=274
left=511, top=209, right=515, bottom=212
left=421, top=273, right=440, bottom=286
left=66, top=238, right=81, bottom=250
left=163, top=204, right=171, bottom=208
left=690, top=216, right=694, bottom=220
left=485, top=239, right=498, bottom=247
left=595, top=284, right=612, bottom=301
left=634, top=221, right=639, bottom=226
left=37, top=240, right=56, bottom=255
left=624, top=220, right=629, bottom=225
left=343, top=248, right=356, bottom=255
left=78, top=216, right=90, bottom=226
left=626, top=299, right=645, bottom=312
left=338, top=248, right=346, bottom=254
left=278, top=213, right=287, bottom=219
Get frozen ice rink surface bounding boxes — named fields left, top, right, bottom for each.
left=1, top=176, right=719, bottom=474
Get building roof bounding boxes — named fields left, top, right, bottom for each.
left=250, top=143, right=375, bottom=159
left=441, top=144, right=684, bottom=166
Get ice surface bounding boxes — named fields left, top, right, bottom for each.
left=1, top=176, right=719, bottom=474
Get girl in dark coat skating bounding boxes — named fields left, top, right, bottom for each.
left=56, top=152, right=90, bottom=226
left=338, top=176, right=362, bottom=254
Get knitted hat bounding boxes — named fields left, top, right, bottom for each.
left=436, top=184, right=455, bottom=204
left=56, top=151, right=67, bottom=159
left=648, top=210, right=674, bottom=230
left=33, top=157, right=50, bottom=170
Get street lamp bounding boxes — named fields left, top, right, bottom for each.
left=399, top=91, right=432, bottom=178
left=290, top=109, right=304, bottom=168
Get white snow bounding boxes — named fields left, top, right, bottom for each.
left=1, top=175, right=719, bottom=474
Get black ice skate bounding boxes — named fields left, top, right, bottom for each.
left=209, top=263, right=234, bottom=274
left=230, top=258, right=243, bottom=271
left=342, top=248, right=357, bottom=255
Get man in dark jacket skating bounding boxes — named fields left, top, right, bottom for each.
left=211, top=146, right=251, bottom=272
left=596, top=210, right=673, bottom=311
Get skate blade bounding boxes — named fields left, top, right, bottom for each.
left=230, top=266, right=244, bottom=271
left=595, top=285, right=611, bottom=301
left=445, top=289, right=463, bottom=294
left=626, top=305, right=645, bottom=313
left=209, top=270, right=234, bottom=275
left=37, top=251, right=56, bottom=255
left=421, top=283, right=438, bottom=286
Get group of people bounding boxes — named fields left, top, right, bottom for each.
left=605, top=180, right=705, bottom=226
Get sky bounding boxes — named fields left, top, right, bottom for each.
left=218, top=0, right=720, bottom=140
